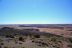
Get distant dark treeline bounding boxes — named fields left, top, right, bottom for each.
left=19, top=24, right=72, bottom=27
left=19, top=25, right=64, bottom=30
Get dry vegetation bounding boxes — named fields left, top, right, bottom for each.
left=0, top=24, right=72, bottom=48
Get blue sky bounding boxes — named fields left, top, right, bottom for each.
left=0, top=0, right=72, bottom=24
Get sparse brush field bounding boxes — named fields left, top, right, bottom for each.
left=0, top=33, right=72, bottom=48
left=0, top=25, right=72, bottom=48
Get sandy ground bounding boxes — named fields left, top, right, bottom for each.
left=38, top=28, right=72, bottom=38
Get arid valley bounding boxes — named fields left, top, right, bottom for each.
left=0, top=24, right=72, bottom=48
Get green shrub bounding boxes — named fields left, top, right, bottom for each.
left=34, top=35, right=40, bottom=38
left=4, top=46, right=9, bottom=48
left=0, top=43, right=4, bottom=45
left=19, top=37, right=24, bottom=41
